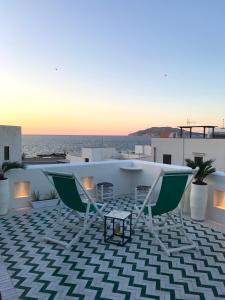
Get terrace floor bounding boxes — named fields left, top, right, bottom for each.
left=0, top=196, right=225, bottom=300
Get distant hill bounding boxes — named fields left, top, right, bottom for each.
left=129, top=127, right=202, bottom=137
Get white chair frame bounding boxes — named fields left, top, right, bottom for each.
left=43, top=171, right=106, bottom=249
left=133, top=170, right=198, bottom=255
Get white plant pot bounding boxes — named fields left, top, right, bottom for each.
left=190, top=183, right=208, bottom=221
left=0, top=179, right=10, bottom=215
left=31, top=199, right=59, bottom=209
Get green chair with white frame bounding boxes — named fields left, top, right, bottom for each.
left=133, top=169, right=198, bottom=255
left=43, top=171, right=106, bottom=249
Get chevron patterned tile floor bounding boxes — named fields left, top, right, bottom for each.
left=0, top=196, right=225, bottom=300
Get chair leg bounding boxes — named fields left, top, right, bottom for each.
left=55, top=203, right=63, bottom=224
left=44, top=203, right=64, bottom=243
left=133, top=204, right=145, bottom=229
left=66, top=208, right=102, bottom=248
left=166, top=210, right=198, bottom=248
left=152, top=232, right=170, bottom=255
left=44, top=203, right=106, bottom=249
left=158, top=210, right=198, bottom=254
left=177, top=209, right=199, bottom=251
left=133, top=206, right=198, bottom=255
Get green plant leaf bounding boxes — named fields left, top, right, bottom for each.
left=185, top=158, right=216, bottom=184
left=2, top=161, right=25, bottom=174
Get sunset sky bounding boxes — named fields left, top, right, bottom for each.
left=1, top=0, right=225, bottom=135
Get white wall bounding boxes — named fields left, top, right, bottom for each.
left=151, top=138, right=184, bottom=165
left=6, top=159, right=225, bottom=225
left=67, top=154, right=84, bottom=163
left=0, top=125, right=21, bottom=165
left=205, top=172, right=225, bottom=224
left=135, top=145, right=151, bottom=156
left=68, top=147, right=118, bottom=163
left=8, top=160, right=133, bottom=208
left=7, top=160, right=191, bottom=209
left=82, top=147, right=117, bottom=161
left=152, top=138, right=225, bottom=171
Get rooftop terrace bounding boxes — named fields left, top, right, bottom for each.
left=0, top=195, right=225, bottom=300
left=0, top=160, right=225, bottom=299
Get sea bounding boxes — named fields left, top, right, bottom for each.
left=22, top=135, right=150, bottom=156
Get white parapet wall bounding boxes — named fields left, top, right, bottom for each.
left=7, top=160, right=191, bottom=210
left=5, top=159, right=225, bottom=225
left=181, top=171, right=225, bottom=225
left=206, top=171, right=225, bottom=225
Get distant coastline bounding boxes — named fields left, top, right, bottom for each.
left=129, top=126, right=181, bottom=136
left=129, top=126, right=202, bottom=137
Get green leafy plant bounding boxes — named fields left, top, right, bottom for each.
left=45, top=190, right=58, bottom=200
left=31, top=190, right=58, bottom=202
left=31, top=191, right=41, bottom=201
left=185, top=158, right=216, bottom=185
left=0, top=161, right=25, bottom=180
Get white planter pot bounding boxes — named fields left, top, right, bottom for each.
left=31, top=199, right=59, bottom=209
left=0, top=179, right=10, bottom=215
left=190, top=183, right=208, bottom=221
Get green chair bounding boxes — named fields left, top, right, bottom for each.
left=133, top=169, right=198, bottom=255
left=43, top=171, right=106, bottom=249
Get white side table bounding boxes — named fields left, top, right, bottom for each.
left=104, top=210, right=132, bottom=246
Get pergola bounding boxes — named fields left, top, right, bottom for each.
left=178, top=125, right=217, bottom=138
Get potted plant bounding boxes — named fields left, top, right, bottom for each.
left=0, top=161, right=25, bottom=215
left=31, top=189, right=59, bottom=208
left=185, top=158, right=216, bottom=221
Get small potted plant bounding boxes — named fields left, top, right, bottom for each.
left=185, top=158, right=216, bottom=221
left=31, top=189, right=59, bottom=208
left=0, top=161, right=25, bottom=215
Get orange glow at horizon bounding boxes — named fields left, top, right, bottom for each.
left=21, top=126, right=135, bottom=136
left=0, top=64, right=209, bottom=135
left=1, top=116, right=186, bottom=134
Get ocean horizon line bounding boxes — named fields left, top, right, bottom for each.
left=22, top=133, right=134, bottom=137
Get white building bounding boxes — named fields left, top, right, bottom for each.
left=67, top=145, right=151, bottom=163
left=67, top=147, right=118, bottom=163
left=150, top=126, right=225, bottom=171
left=0, top=125, right=22, bottom=165
left=208, top=127, right=225, bottom=138
left=151, top=137, right=225, bottom=170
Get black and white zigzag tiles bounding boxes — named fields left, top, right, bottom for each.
left=0, top=196, right=225, bottom=300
